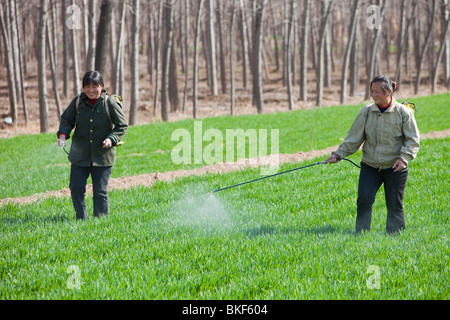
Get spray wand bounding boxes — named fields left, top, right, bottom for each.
left=209, top=158, right=360, bottom=194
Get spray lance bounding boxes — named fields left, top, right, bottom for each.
left=209, top=158, right=360, bottom=194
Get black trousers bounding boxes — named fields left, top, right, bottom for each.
left=356, top=162, right=408, bottom=234
left=69, top=164, right=112, bottom=220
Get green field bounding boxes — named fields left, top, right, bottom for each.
left=0, top=93, right=449, bottom=300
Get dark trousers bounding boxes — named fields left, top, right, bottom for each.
left=69, top=164, right=112, bottom=220
left=356, top=162, right=408, bottom=234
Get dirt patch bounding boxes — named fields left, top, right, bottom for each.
left=2, top=129, right=449, bottom=207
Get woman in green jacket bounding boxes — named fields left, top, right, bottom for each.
left=57, top=71, right=128, bottom=220
left=326, top=75, right=420, bottom=234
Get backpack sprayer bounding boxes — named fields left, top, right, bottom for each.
left=209, top=158, right=361, bottom=194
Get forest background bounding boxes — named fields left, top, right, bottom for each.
left=0, top=0, right=449, bottom=138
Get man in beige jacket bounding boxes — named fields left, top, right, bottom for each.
left=327, top=75, right=420, bottom=234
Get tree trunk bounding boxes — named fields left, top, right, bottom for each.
left=218, top=0, right=227, bottom=94
left=95, top=0, right=113, bottom=76
left=340, top=0, right=361, bottom=104
left=9, top=0, right=21, bottom=107
left=161, top=0, right=174, bottom=122
left=38, top=0, right=49, bottom=133
left=62, top=0, right=70, bottom=97
left=252, top=0, right=266, bottom=114
left=153, top=0, right=163, bottom=116
left=182, top=0, right=190, bottom=113
left=14, top=0, right=28, bottom=123
left=349, top=15, right=360, bottom=96
left=87, top=0, right=97, bottom=71
left=286, top=0, right=295, bottom=110
left=129, top=0, right=140, bottom=125
left=147, top=7, right=154, bottom=84
left=46, top=15, right=62, bottom=116
left=208, top=0, right=218, bottom=96
left=432, top=4, right=450, bottom=92
left=365, top=0, right=386, bottom=100
left=230, top=0, right=236, bottom=115
left=193, top=0, right=205, bottom=119
left=169, top=30, right=179, bottom=112
left=271, top=5, right=280, bottom=72
left=394, top=0, right=414, bottom=85
left=238, top=0, right=249, bottom=89
left=113, top=1, right=126, bottom=93
left=415, top=0, right=437, bottom=94
left=0, top=2, right=17, bottom=124
left=300, top=0, right=310, bottom=101
left=316, top=0, right=334, bottom=107
left=71, top=0, right=81, bottom=95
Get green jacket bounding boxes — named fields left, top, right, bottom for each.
left=57, top=91, right=128, bottom=167
left=333, top=97, right=420, bottom=170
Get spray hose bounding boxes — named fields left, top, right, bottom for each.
left=210, top=158, right=361, bottom=194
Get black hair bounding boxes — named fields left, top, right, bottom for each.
left=370, top=75, right=398, bottom=94
left=82, top=71, right=104, bottom=88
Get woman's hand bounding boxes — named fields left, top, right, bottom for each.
left=326, top=153, right=341, bottom=164
left=393, top=158, right=408, bottom=172
left=102, top=138, right=113, bottom=149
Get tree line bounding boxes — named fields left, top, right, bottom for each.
left=1, top=0, right=449, bottom=133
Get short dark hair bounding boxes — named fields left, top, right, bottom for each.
left=370, top=75, right=398, bottom=94
left=82, top=71, right=104, bottom=88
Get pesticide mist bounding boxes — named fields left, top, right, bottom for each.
left=166, top=186, right=234, bottom=231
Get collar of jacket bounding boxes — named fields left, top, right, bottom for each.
left=80, top=90, right=107, bottom=103
left=368, top=97, right=398, bottom=113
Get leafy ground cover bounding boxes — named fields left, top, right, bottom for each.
left=0, top=137, right=448, bottom=299
left=0, top=93, right=449, bottom=199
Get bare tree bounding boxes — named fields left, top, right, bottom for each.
left=238, top=0, right=249, bottom=89
left=230, top=0, right=237, bottom=115
left=71, top=0, right=81, bottom=95
left=95, top=0, right=114, bottom=76
left=38, top=0, right=49, bottom=133
left=208, top=0, right=218, bottom=96
left=87, top=0, right=97, bottom=71
left=193, top=0, right=205, bottom=119
left=340, top=0, right=361, bottom=104
left=252, top=0, right=267, bottom=113
left=415, top=0, right=437, bottom=94
left=432, top=0, right=450, bottom=92
left=153, top=0, right=163, bottom=116
left=365, top=0, right=386, bottom=100
left=300, top=0, right=310, bottom=101
left=286, top=0, right=295, bottom=110
left=218, top=0, right=227, bottom=94
left=14, top=0, right=28, bottom=123
left=161, top=0, right=174, bottom=122
left=46, top=13, right=62, bottom=116
left=9, top=0, right=21, bottom=107
left=394, top=0, right=414, bottom=85
left=182, top=0, right=190, bottom=113
left=129, top=0, right=140, bottom=125
left=113, top=1, right=126, bottom=94
left=316, top=0, right=334, bottom=107
left=0, top=1, right=17, bottom=123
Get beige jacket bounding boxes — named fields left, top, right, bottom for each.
left=333, top=97, right=420, bottom=170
